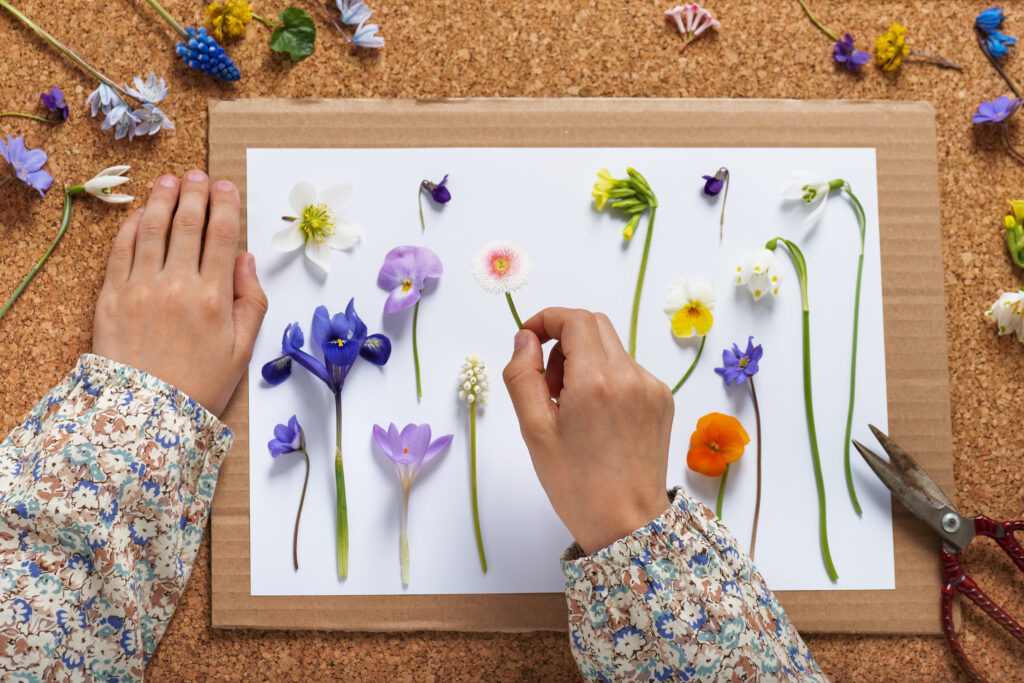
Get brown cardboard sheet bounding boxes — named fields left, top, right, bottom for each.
left=208, top=98, right=952, bottom=634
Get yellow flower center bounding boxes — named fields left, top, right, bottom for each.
left=401, top=279, right=413, bottom=292
left=739, top=358, right=749, bottom=368
left=335, top=339, right=345, bottom=348
left=492, top=257, right=510, bottom=273
left=299, top=203, right=336, bottom=244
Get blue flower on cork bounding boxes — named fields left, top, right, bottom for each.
left=140, top=0, right=241, bottom=81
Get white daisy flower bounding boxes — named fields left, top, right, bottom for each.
left=82, top=166, right=133, bottom=203
left=663, top=277, right=716, bottom=338
left=458, top=356, right=489, bottom=406
left=272, top=181, right=362, bottom=274
left=985, top=289, right=1024, bottom=341
left=735, top=249, right=784, bottom=300
left=781, top=170, right=833, bottom=228
left=471, top=240, right=532, bottom=294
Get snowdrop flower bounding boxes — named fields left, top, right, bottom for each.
left=986, top=289, right=1024, bottom=340
left=352, top=20, right=384, bottom=48
left=272, top=181, right=362, bottom=274
left=86, top=83, right=122, bottom=118
left=131, top=105, right=175, bottom=138
left=663, top=278, right=716, bottom=338
left=458, top=356, right=489, bottom=406
left=81, top=166, right=133, bottom=203
left=735, top=248, right=784, bottom=300
left=471, top=241, right=531, bottom=295
left=781, top=170, right=841, bottom=228
left=100, top=104, right=139, bottom=141
left=338, top=0, right=373, bottom=25
left=124, top=72, right=169, bottom=104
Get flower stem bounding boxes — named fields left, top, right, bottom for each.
left=0, top=187, right=78, bottom=325
left=749, top=377, right=762, bottom=561
left=908, top=49, right=962, bottom=71
left=140, top=0, right=189, bottom=40
left=629, top=206, right=656, bottom=359
left=252, top=12, right=278, bottom=27
left=1000, top=121, right=1024, bottom=165
left=841, top=186, right=866, bottom=516
left=767, top=237, right=838, bottom=581
left=418, top=187, right=426, bottom=231
left=412, top=300, right=423, bottom=399
left=0, top=0, right=138, bottom=104
left=718, top=169, right=730, bottom=240
left=292, top=448, right=310, bottom=570
left=794, top=0, right=838, bottom=41
left=315, top=0, right=351, bottom=42
left=505, top=292, right=524, bottom=330
left=334, top=391, right=349, bottom=579
left=0, top=112, right=60, bottom=124
left=400, top=485, right=410, bottom=585
left=469, top=404, right=487, bottom=572
left=975, top=27, right=1022, bottom=98
left=715, top=464, right=729, bottom=519
left=671, top=335, right=706, bottom=394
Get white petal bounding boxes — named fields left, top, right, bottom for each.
left=688, top=280, right=717, bottom=309
left=747, top=272, right=773, bottom=299
left=96, top=165, right=130, bottom=178
left=663, top=279, right=690, bottom=315
left=320, top=183, right=353, bottom=210
left=96, top=193, right=134, bottom=204
left=271, top=224, right=305, bottom=252
left=804, top=194, right=829, bottom=228
left=289, top=182, right=317, bottom=215
left=305, top=240, right=333, bottom=273
left=328, top=220, right=362, bottom=250
left=84, top=175, right=131, bottom=193
left=780, top=182, right=807, bottom=200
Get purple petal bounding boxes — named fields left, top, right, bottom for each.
left=261, top=355, right=292, bottom=385
left=372, top=423, right=393, bottom=458
left=387, top=423, right=403, bottom=456
left=359, top=333, right=391, bottom=366
left=423, top=433, right=453, bottom=464
left=406, top=423, right=431, bottom=461
left=311, top=306, right=332, bottom=349
left=377, top=246, right=417, bottom=290
left=383, top=285, right=421, bottom=313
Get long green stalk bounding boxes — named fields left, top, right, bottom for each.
left=715, top=464, right=729, bottom=519
left=628, top=206, right=656, bottom=359
left=469, top=404, right=487, bottom=572
left=334, top=392, right=348, bottom=578
left=0, top=112, right=60, bottom=124
left=292, top=449, right=310, bottom=570
left=140, top=0, right=189, bottom=39
left=767, top=237, right=838, bottom=581
left=418, top=187, right=426, bottom=231
left=671, top=335, right=706, bottom=394
left=794, top=0, right=838, bottom=41
left=400, top=485, right=410, bottom=585
left=412, top=300, right=422, bottom=399
left=505, top=292, right=523, bottom=330
left=748, top=378, right=762, bottom=560
left=842, top=185, right=866, bottom=515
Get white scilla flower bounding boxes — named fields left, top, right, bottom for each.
left=131, top=104, right=174, bottom=139
left=459, top=355, right=489, bottom=406
left=471, top=241, right=531, bottom=294
left=82, top=166, right=133, bottom=203
left=781, top=170, right=832, bottom=228
left=272, top=182, right=362, bottom=274
left=736, top=249, right=783, bottom=300
left=86, top=83, right=122, bottom=118
left=986, top=290, right=1024, bottom=341
left=124, top=72, right=169, bottom=104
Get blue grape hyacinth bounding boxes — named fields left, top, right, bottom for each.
left=175, top=27, right=240, bottom=81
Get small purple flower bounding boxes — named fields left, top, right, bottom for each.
left=39, top=87, right=69, bottom=121
left=714, top=336, right=762, bottom=386
left=701, top=168, right=728, bottom=196
left=421, top=174, right=450, bottom=204
left=973, top=95, right=1021, bottom=124
left=373, top=422, right=453, bottom=488
left=377, top=246, right=443, bottom=313
left=268, top=415, right=304, bottom=456
left=832, top=34, right=871, bottom=70
left=0, top=136, right=53, bottom=197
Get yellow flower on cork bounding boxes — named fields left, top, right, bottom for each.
left=875, top=23, right=910, bottom=71
left=206, top=0, right=254, bottom=41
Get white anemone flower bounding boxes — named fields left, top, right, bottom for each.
left=663, top=277, right=716, bottom=338
left=272, top=181, right=362, bottom=274
left=83, top=166, right=133, bottom=203
left=782, top=170, right=833, bottom=228
left=458, top=356, right=489, bottom=406
left=736, top=249, right=783, bottom=300
left=985, top=289, right=1024, bottom=341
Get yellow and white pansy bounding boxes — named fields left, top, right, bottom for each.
left=272, top=181, right=362, bottom=274
left=663, top=277, right=716, bottom=338
left=781, top=170, right=833, bottom=228
left=985, top=289, right=1024, bottom=341
left=736, top=248, right=783, bottom=300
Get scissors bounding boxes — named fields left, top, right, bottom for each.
left=853, top=425, right=1024, bottom=682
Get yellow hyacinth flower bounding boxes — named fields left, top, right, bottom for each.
left=875, top=23, right=910, bottom=71
left=206, top=0, right=254, bottom=41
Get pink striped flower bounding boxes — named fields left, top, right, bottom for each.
left=665, top=4, right=720, bottom=52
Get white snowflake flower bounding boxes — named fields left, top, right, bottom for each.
left=735, top=249, right=784, bottom=300
left=985, top=289, right=1024, bottom=341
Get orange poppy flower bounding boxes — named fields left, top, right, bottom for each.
left=687, top=412, right=750, bottom=477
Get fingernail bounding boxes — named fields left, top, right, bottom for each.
left=158, top=175, right=178, bottom=188
left=246, top=252, right=257, bottom=274
left=214, top=180, right=236, bottom=193
left=185, top=169, right=206, bottom=182
left=514, top=330, right=528, bottom=351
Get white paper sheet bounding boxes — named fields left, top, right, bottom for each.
left=246, top=147, right=892, bottom=596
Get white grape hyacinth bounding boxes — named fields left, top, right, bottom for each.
left=735, top=248, right=784, bottom=300
left=458, top=355, right=489, bottom=406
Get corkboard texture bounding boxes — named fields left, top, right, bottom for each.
left=0, top=0, right=1021, bottom=680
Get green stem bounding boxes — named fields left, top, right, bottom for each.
left=908, top=49, right=962, bottom=71
left=505, top=292, right=523, bottom=330
left=292, top=449, right=310, bottom=571
left=0, top=0, right=138, bottom=104
left=749, top=378, right=762, bottom=561
left=334, top=391, right=348, bottom=579
left=628, top=206, right=656, bottom=359
left=715, top=464, right=729, bottom=519
left=400, top=485, right=410, bottom=585
left=0, top=187, right=77, bottom=324
left=671, top=335, right=706, bottom=394
left=252, top=12, right=278, bottom=27
left=140, top=0, right=189, bottom=39
left=412, top=300, right=422, bottom=399
left=0, top=112, right=61, bottom=124
left=794, top=0, right=838, bottom=41
left=470, top=404, right=487, bottom=573
left=767, top=237, right=838, bottom=581
left=718, top=170, right=730, bottom=240
left=418, top=186, right=426, bottom=231
left=842, top=186, right=866, bottom=516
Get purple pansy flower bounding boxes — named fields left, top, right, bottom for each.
left=268, top=415, right=304, bottom=457
left=832, top=34, right=871, bottom=70
left=39, top=87, right=69, bottom=121
left=377, top=245, right=444, bottom=313
left=0, top=136, right=53, bottom=197
left=973, top=95, right=1021, bottom=124
left=714, top=336, right=762, bottom=386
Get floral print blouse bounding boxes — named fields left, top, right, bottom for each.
left=1, top=355, right=823, bottom=681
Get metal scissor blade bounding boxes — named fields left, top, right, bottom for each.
left=851, top=439, right=945, bottom=521
left=866, top=424, right=957, bottom=511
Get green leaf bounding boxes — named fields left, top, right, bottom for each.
left=270, top=7, right=316, bottom=62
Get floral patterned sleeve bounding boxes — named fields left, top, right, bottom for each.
left=0, top=353, right=232, bottom=680
left=561, top=487, right=828, bottom=682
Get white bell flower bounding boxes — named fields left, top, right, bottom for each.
left=735, top=248, right=783, bottom=300
left=82, top=166, right=133, bottom=203
left=782, top=170, right=834, bottom=228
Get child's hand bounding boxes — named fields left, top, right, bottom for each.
left=92, top=171, right=267, bottom=416
left=502, top=308, right=673, bottom=554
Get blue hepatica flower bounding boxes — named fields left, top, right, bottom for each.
left=261, top=299, right=391, bottom=393
left=268, top=415, right=304, bottom=456
left=0, top=135, right=53, bottom=197
left=714, top=336, right=762, bottom=386
left=973, top=95, right=1021, bottom=124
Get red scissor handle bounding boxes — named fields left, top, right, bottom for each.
left=973, top=516, right=1024, bottom=573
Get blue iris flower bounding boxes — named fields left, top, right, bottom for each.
left=261, top=299, right=391, bottom=394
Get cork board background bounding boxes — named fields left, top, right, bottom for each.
left=0, top=0, right=1021, bottom=679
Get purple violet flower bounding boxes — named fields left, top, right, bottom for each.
left=269, top=415, right=304, bottom=456
left=973, top=95, right=1021, bottom=124
left=377, top=246, right=444, bottom=313
left=832, top=34, right=871, bottom=70
left=421, top=174, right=450, bottom=204
left=0, top=136, right=53, bottom=197
left=714, top=336, right=763, bottom=386
left=39, top=87, right=69, bottom=121
left=701, top=170, right=727, bottom=196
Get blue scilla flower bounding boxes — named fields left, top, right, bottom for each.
left=175, top=27, right=240, bottom=81
left=987, top=30, right=1018, bottom=59
left=977, top=7, right=1006, bottom=33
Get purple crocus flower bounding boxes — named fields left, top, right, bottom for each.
left=39, top=87, right=69, bottom=121
left=973, top=95, right=1021, bottom=124
left=269, top=415, right=304, bottom=456
left=377, top=246, right=443, bottom=313
left=714, top=336, right=762, bottom=386
left=421, top=174, right=450, bottom=204
left=832, top=34, right=871, bottom=70
left=0, top=136, right=53, bottom=197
